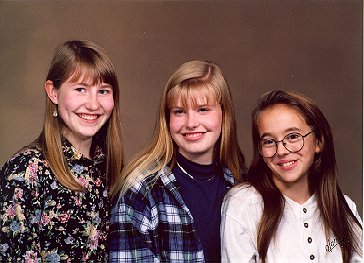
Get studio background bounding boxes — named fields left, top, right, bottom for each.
left=0, top=1, right=362, bottom=214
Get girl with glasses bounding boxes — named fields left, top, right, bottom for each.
left=221, top=90, right=362, bottom=262
left=109, top=60, right=245, bottom=262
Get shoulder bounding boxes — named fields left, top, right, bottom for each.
left=0, top=143, right=48, bottom=209
left=222, top=167, right=236, bottom=185
left=224, top=184, right=263, bottom=205
left=111, top=169, right=169, bottom=229
left=343, top=194, right=362, bottom=223
left=344, top=194, right=357, bottom=208
left=221, top=184, right=263, bottom=233
left=128, top=169, right=165, bottom=196
left=222, top=184, right=263, bottom=218
left=1, top=143, right=46, bottom=180
left=114, top=168, right=167, bottom=208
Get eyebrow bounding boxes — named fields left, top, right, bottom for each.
left=260, top=127, right=302, bottom=139
left=73, top=82, right=112, bottom=88
left=170, top=103, right=212, bottom=109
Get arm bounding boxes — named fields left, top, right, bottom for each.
left=220, top=194, right=258, bottom=263
left=344, top=195, right=363, bottom=225
left=0, top=154, right=43, bottom=262
left=109, top=191, right=159, bottom=263
left=344, top=195, right=363, bottom=262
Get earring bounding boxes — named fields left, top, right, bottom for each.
left=53, top=109, right=58, bottom=117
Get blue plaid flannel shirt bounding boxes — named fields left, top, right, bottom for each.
left=109, top=166, right=235, bottom=262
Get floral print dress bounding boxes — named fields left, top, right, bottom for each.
left=0, top=139, right=110, bottom=262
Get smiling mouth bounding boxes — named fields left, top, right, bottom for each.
left=183, top=132, right=205, bottom=138
left=77, top=113, right=99, bottom=121
left=279, top=160, right=296, bottom=168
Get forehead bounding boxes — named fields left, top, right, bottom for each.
left=167, top=85, right=219, bottom=108
left=257, top=104, right=308, bottom=135
left=66, top=63, right=104, bottom=85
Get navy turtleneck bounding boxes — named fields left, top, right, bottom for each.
left=172, top=151, right=230, bottom=262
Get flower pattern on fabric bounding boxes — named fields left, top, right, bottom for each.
left=0, top=139, right=109, bottom=262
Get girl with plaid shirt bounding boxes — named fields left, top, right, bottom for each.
left=110, top=60, right=246, bottom=262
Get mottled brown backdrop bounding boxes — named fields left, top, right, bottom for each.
left=0, top=0, right=362, bottom=214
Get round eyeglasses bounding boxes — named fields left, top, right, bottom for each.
left=259, top=130, right=316, bottom=158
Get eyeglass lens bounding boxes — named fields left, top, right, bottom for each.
left=259, top=133, right=304, bottom=158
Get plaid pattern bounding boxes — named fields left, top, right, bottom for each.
left=110, top=166, right=235, bottom=262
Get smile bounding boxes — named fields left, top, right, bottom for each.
left=183, top=132, right=205, bottom=139
left=280, top=160, right=296, bottom=168
left=77, top=113, right=99, bottom=120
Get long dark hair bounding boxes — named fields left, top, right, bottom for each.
left=248, top=90, right=362, bottom=262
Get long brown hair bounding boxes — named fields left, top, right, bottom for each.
left=38, top=40, right=124, bottom=191
left=248, top=90, right=362, bottom=262
left=110, top=60, right=245, bottom=197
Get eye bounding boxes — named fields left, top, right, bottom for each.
left=261, top=138, right=275, bottom=146
left=99, top=88, right=112, bottom=95
left=171, top=109, right=185, bottom=115
left=198, top=107, right=210, bottom=113
left=75, top=87, right=86, bottom=92
left=285, top=133, right=301, bottom=142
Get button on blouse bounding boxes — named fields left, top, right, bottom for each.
left=221, top=185, right=363, bottom=263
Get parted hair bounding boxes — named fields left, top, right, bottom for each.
left=247, top=90, right=362, bottom=262
left=38, top=40, right=124, bottom=191
left=110, top=60, right=245, bottom=197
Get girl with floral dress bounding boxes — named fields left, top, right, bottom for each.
left=0, top=40, right=124, bottom=262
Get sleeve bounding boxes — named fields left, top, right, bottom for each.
left=109, top=189, right=159, bottom=263
left=220, top=194, right=258, bottom=263
left=344, top=195, right=363, bottom=226
left=0, top=154, right=43, bottom=262
left=344, top=195, right=363, bottom=262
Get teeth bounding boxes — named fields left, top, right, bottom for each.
left=282, top=161, right=295, bottom=167
left=78, top=113, right=98, bottom=120
left=185, top=132, right=203, bottom=138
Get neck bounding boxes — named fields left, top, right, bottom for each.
left=175, top=151, right=218, bottom=181
left=274, top=177, right=311, bottom=204
left=62, top=131, right=92, bottom=159
left=178, top=150, right=214, bottom=165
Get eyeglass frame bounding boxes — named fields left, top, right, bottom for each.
left=258, top=130, right=316, bottom=158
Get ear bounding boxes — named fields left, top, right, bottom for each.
left=315, top=137, right=322, bottom=154
left=44, top=80, right=58, bottom=104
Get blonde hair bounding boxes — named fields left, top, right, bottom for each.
left=110, top=60, right=245, bottom=197
left=38, top=40, right=124, bottom=191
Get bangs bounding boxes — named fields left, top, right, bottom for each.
left=167, top=82, right=221, bottom=109
left=67, top=62, right=111, bottom=85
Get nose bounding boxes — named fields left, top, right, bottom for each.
left=85, top=92, right=100, bottom=111
left=186, top=111, right=198, bottom=128
left=276, top=141, right=289, bottom=156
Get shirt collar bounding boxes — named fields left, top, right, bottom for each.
left=284, top=193, right=317, bottom=209
left=61, top=137, right=105, bottom=165
left=159, top=165, right=236, bottom=187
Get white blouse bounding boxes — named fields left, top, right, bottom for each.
left=221, top=185, right=362, bottom=263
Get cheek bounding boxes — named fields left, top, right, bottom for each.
left=169, top=116, right=182, bottom=133
left=211, top=115, right=222, bottom=133
left=303, top=147, right=317, bottom=165
left=58, top=97, right=76, bottom=113
left=103, top=98, right=114, bottom=114
left=169, top=119, right=180, bottom=145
